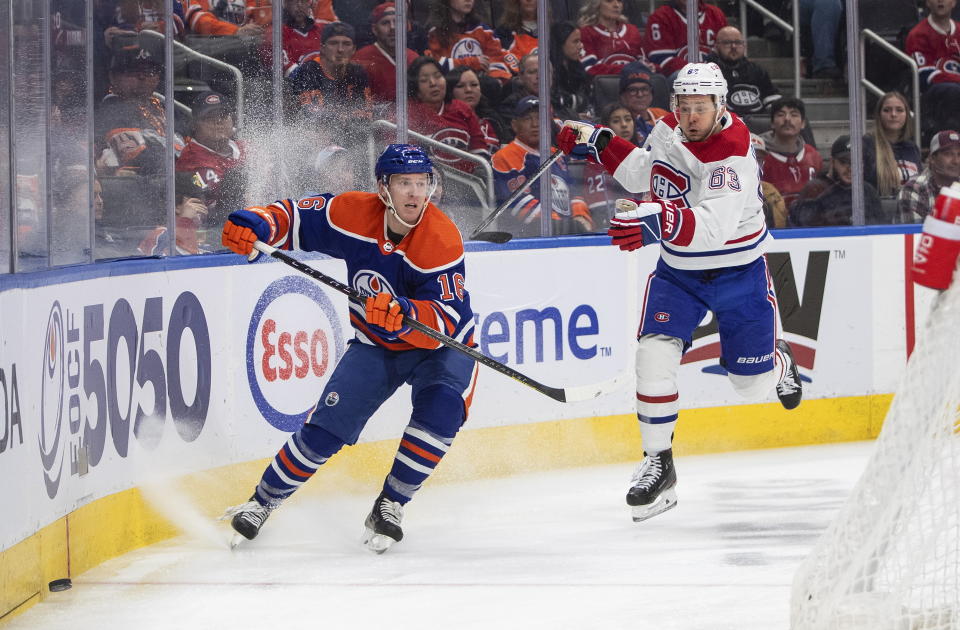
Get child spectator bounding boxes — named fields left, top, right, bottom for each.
left=427, top=0, right=518, bottom=84
left=863, top=91, right=922, bottom=197
left=760, top=97, right=823, bottom=208
left=577, top=0, right=647, bottom=76
left=791, top=135, right=884, bottom=226
left=492, top=96, right=593, bottom=237
left=138, top=171, right=211, bottom=255
left=898, top=130, right=960, bottom=222
left=583, top=102, right=637, bottom=228
left=645, top=0, right=727, bottom=76
left=494, top=0, right=539, bottom=61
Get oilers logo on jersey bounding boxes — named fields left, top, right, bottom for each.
left=353, top=270, right=398, bottom=299
left=650, top=161, right=692, bottom=208
left=451, top=37, right=484, bottom=60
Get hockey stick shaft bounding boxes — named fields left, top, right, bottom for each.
left=468, top=151, right=564, bottom=240
left=252, top=241, right=623, bottom=403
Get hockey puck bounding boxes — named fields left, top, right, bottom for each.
left=48, top=578, right=72, bottom=592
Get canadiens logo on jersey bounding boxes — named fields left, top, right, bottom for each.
left=431, top=127, right=472, bottom=164
left=650, top=161, right=692, bottom=207
left=353, top=270, right=397, bottom=299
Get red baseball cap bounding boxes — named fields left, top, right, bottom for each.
left=371, top=2, right=396, bottom=24
left=930, top=130, right=960, bottom=154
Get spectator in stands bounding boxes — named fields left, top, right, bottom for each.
left=260, top=0, right=326, bottom=78
left=906, top=0, right=960, bottom=135
left=577, top=0, right=647, bottom=76
left=550, top=21, right=593, bottom=121
left=102, top=0, right=186, bottom=46
left=898, top=130, right=960, bottom=222
left=494, top=0, right=539, bottom=61
left=492, top=95, right=593, bottom=237
left=645, top=0, right=727, bottom=77
left=791, top=135, right=885, bottom=226
left=583, top=102, right=637, bottom=228
left=447, top=66, right=505, bottom=154
left=288, top=22, right=371, bottom=127
left=352, top=2, right=419, bottom=107
left=184, top=0, right=266, bottom=38
left=760, top=97, right=823, bottom=208
left=798, top=0, right=842, bottom=79
left=427, top=0, right=518, bottom=84
left=618, top=61, right=669, bottom=146
left=864, top=91, right=922, bottom=197
left=138, top=171, right=211, bottom=255
left=177, top=92, right=247, bottom=224
left=96, top=36, right=185, bottom=176
left=498, top=52, right=540, bottom=120
left=705, top=26, right=780, bottom=120
left=750, top=133, right=788, bottom=228
left=407, top=56, right=488, bottom=171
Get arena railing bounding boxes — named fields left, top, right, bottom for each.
left=738, top=0, right=802, bottom=99
left=859, top=29, right=921, bottom=144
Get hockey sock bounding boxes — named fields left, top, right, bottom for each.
left=636, top=334, right=681, bottom=453
left=255, top=424, right=344, bottom=507
left=382, top=386, right=463, bottom=505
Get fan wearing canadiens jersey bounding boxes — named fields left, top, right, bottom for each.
left=557, top=63, right=803, bottom=523
left=220, top=144, right=478, bottom=554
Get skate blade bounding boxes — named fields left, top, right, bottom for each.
left=362, top=528, right=396, bottom=555
left=229, top=532, right=246, bottom=550
left=631, top=488, right=678, bottom=522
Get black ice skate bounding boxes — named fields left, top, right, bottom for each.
left=626, top=449, right=678, bottom=522
left=776, top=339, right=803, bottom=410
left=221, top=495, right=275, bottom=548
left=362, top=492, right=404, bottom=554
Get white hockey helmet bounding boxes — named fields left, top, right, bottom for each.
left=671, top=62, right=728, bottom=116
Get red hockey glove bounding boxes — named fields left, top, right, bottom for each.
left=913, top=183, right=960, bottom=290
left=557, top=121, right=613, bottom=163
left=365, top=293, right=413, bottom=333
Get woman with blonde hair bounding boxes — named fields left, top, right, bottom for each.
left=577, top=0, right=647, bottom=76
left=864, top=91, right=922, bottom=197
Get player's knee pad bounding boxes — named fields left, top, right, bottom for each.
left=727, top=370, right=776, bottom=401
left=298, top=423, right=346, bottom=460
left=410, top=384, right=465, bottom=439
left=635, top=334, right=683, bottom=392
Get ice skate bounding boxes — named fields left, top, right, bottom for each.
left=626, top=449, right=678, bottom=522
left=776, top=339, right=803, bottom=410
left=362, top=492, right=404, bottom=554
left=221, top=495, right=275, bottom=548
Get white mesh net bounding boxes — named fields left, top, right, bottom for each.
left=791, top=280, right=960, bottom=630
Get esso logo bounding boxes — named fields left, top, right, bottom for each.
left=246, top=276, right=346, bottom=431
left=353, top=270, right=397, bottom=298
left=650, top=161, right=691, bottom=208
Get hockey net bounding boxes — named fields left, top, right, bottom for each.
left=791, top=280, right=960, bottom=630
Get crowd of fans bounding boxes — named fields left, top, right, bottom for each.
left=32, top=0, right=960, bottom=262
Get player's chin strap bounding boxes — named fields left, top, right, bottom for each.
left=378, top=178, right=438, bottom=230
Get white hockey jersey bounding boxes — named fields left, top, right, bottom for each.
left=599, top=111, right=768, bottom=270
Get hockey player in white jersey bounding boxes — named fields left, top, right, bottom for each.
left=556, top=62, right=803, bottom=522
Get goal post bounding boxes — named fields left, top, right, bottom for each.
left=790, top=278, right=960, bottom=630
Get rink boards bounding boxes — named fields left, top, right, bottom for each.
left=0, top=227, right=930, bottom=620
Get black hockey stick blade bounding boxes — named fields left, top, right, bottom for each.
left=470, top=231, right=513, bottom=244
left=468, top=151, right=564, bottom=240
left=251, top=241, right=624, bottom=402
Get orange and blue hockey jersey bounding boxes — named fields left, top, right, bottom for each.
left=251, top=191, right=474, bottom=351
left=492, top=140, right=593, bottom=238
left=427, top=22, right=519, bottom=83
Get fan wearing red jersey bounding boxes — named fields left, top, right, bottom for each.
left=556, top=63, right=802, bottom=523
left=906, top=0, right=960, bottom=132
left=645, top=0, right=727, bottom=76
left=577, top=0, right=649, bottom=76
left=221, top=144, right=478, bottom=555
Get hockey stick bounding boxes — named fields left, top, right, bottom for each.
left=468, top=151, right=565, bottom=242
left=251, top=240, right=625, bottom=403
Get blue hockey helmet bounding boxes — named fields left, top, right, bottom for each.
left=374, top=144, right=434, bottom=184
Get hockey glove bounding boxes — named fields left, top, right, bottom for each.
left=222, top=208, right=277, bottom=259
left=365, top=292, right=413, bottom=334
left=608, top=199, right=691, bottom=251
left=557, top=121, right=613, bottom=164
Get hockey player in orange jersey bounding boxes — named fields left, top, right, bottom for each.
left=220, top=144, right=478, bottom=554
